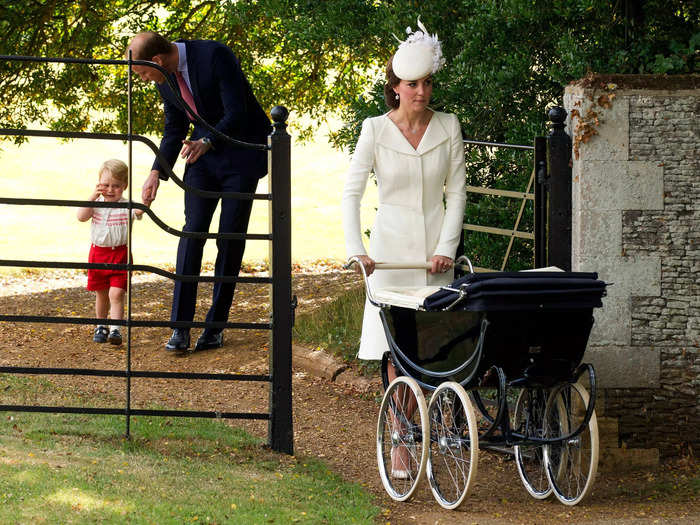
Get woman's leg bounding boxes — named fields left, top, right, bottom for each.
left=387, top=359, right=418, bottom=415
left=387, top=359, right=418, bottom=476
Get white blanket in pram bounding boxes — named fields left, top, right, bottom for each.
left=373, top=286, right=442, bottom=310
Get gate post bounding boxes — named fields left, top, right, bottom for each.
left=268, top=105, right=294, bottom=454
left=533, top=136, right=547, bottom=268
left=546, top=106, right=572, bottom=271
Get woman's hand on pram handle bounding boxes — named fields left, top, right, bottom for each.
left=430, top=255, right=453, bottom=274
left=345, top=257, right=466, bottom=274
left=345, top=255, right=376, bottom=276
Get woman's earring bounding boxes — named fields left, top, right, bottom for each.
left=395, top=93, right=399, bottom=100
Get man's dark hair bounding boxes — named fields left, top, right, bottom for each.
left=132, top=32, right=171, bottom=60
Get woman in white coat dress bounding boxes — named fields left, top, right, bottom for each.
left=342, top=20, right=466, bottom=478
left=342, top=27, right=466, bottom=367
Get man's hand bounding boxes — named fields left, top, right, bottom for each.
left=142, top=170, right=160, bottom=206
left=180, top=138, right=212, bottom=164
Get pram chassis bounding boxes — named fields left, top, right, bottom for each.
left=346, top=256, right=602, bottom=507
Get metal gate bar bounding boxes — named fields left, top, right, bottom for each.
left=500, top=169, right=535, bottom=271
left=0, top=54, right=294, bottom=453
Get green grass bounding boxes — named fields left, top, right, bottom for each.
left=0, top=375, right=378, bottom=524
left=293, top=285, right=380, bottom=374
left=0, top=128, right=378, bottom=270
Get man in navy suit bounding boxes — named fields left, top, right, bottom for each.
left=127, top=32, right=271, bottom=353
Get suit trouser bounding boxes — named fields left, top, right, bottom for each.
left=171, top=160, right=259, bottom=325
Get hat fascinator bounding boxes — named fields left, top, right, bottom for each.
left=392, top=17, right=445, bottom=81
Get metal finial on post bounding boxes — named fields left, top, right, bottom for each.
left=547, top=106, right=567, bottom=131
left=547, top=106, right=567, bottom=124
left=270, top=105, right=289, bottom=134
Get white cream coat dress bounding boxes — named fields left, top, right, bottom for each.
left=342, top=109, right=467, bottom=359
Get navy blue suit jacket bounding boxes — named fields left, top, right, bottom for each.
left=152, top=40, right=271, bottom=179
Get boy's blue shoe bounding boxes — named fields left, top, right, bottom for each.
left=108, top=328, right=122, bottom=346
left=93, top=326, right=108, bottom=343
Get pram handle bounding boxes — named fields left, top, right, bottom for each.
left=377, top=256, right=474, bottom=273
left=376, top=262, right=432, bottom=269
left=343, top=255, right=474, bottom=308
left=344, top=256, right=474, bottom=273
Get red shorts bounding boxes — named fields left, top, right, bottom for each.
left=87, top=244, right=128, bottom=291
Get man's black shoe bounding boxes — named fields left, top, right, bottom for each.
left=165, top=329, right=190, bottom=352
left=195, top=330, right=223, bottom=351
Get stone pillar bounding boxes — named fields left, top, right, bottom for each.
left=565, top=75, right=699, bottom=457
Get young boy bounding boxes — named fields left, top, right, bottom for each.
left=77, top=159, right=144, bottom=345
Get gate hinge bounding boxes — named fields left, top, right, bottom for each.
left=291, top=295, right=298, bottom=326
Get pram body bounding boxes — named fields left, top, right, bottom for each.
left=382, top=271, right=605, bottom=390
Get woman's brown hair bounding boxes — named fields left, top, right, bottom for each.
left=383, top=56, right=401, bottom=109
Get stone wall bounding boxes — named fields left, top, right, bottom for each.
left=564, top=76, right=699, bottom=457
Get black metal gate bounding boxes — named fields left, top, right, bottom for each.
left=0, top=55, right=294, bottom=454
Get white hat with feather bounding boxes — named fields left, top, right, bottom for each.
left=392, top=17, right=445, bottom=81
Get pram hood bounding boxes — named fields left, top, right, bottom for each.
left=423, top=271, right=608, bottom=312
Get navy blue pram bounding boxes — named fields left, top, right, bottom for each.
left=346, top=257, right=608, bottom=509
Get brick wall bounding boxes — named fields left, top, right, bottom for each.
left=565, top=80, right=699, bottom=457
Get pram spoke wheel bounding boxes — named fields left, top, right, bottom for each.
left=377, top=376, right=429, bottom=501
left=514, top=387, right=553, bottom=499
left=544, top=381, right=599, bottom=505
left=426, top=382, right=479, bottom=509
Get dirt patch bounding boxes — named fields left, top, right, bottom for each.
left=0, top=270, right=698, bottom=524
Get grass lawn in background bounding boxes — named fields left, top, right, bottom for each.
left=0, top=127, right=378, bottom=272
left=0, top=374, right=378, bottom=524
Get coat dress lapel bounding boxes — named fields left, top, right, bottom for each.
left=375, top=115, right=417, bottom=156
left=415, top=112, right=449, bottom=156
left=375, top=110, right=450, bottom=157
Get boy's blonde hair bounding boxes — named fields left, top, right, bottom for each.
left=99, top=159, right=129, bottom=187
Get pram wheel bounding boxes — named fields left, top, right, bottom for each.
left=544, top=381, right=599, bottom=505
left=470, top=366, right=507, bottom=437
left=377, top=376, right=429, bottom=501
left=426, top=382, right=479, bottom=509
left=514, top=387, right=553, bottom=499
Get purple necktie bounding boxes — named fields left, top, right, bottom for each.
left=175, top=71, right=198, bottom=121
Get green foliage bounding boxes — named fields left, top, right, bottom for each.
left=0, top=0, right=396, bottom=141
left=0, top=1, right=696, bottom=266
left=1, top=1, right=695, bottom=139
